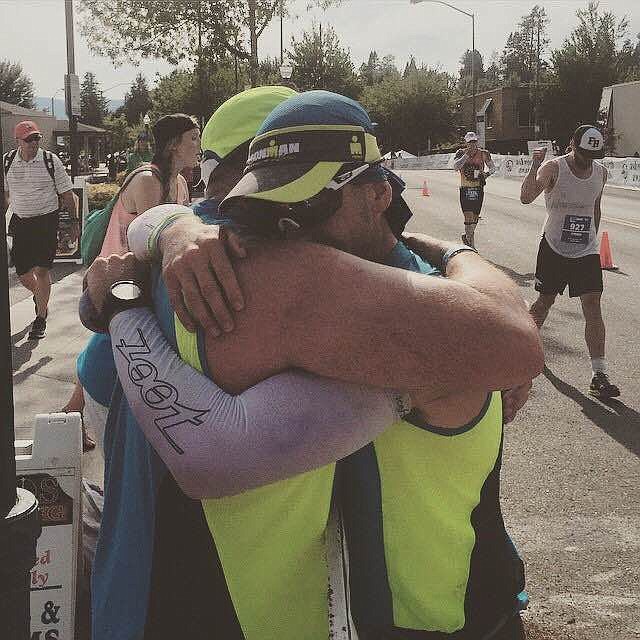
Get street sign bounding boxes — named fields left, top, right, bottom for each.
left=64, top=74, right=81, bottom=118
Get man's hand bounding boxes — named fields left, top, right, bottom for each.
left=402, top=233, right=459, bottom=271
left=159, top=218, right=247, bottom=336
left=83, top=253, right=149, bottom=315
left=531, top=147, right=547, bottom=168
left=502, top=380, right=532, bottom=424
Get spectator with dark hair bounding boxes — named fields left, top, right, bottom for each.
left=62, top=114, right=200, bottom=451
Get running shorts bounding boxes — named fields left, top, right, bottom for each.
left=534, top=235, right=603, bottom=297
left=459, top=186, right=484, bottom=215
left=9, top=210, right=59, bottom=276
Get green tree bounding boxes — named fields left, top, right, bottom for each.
left=103, top=113, right=134, bottom=151
left=123, top=74, right=153, bottom=126
left=287, top=24, right=361, bottom=98
left=541, top=1, right=632, bottom=140
left=498, top=5, right=549, bottom=84
left=80, top=72, right=109, bottom=127
left=0, top=60, right=35, bottom=108
left=361, top=67, right=457, bottom=155
left=150, top=59, right=237, bottom=125
left=359, top=51, right=399, bottom=86
left=78, top=0, right=342, bottom=87
left=403, top=56, right=418, bottom=78
left=457, top=49, right=486, bottom=95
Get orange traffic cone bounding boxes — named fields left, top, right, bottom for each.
left=421, top=180, right=431, bottom=197
left=599, top=231, right=618, bottom=271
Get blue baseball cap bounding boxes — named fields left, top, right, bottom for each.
left=220, top=91, right=383, bottom=209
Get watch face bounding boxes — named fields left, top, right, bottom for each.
left=111, top=281, right=143, bottom=302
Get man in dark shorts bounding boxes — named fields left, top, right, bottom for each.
left=452, top=131, right=495, bottom=249
left=4, top=120, right=79, bottom=339
left=521, top=124, right=620, bottom=399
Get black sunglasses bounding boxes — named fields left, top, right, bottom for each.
left=24, top=134, right=42, bottom=143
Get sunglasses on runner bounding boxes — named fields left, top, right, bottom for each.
left=24, top=134, right=42, bottom=143
left=226, top=163, right=374, bottom=236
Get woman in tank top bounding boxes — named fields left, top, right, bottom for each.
left=63, top=114, right=201, bottom=450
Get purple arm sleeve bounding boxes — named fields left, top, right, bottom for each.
left=109, top=308, right=410, bottom=499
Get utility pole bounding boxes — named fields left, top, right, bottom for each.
left=65, top=0, right=79, bottom=180
left=319, top=23, right=323, bottom=89
left=280, top=0, right=284, bottom=64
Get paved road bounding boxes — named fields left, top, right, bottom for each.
left=400, top=170, right=640, bottom=640
left=8, top=172, right=639, bottom=639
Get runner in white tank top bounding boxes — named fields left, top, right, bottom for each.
left=542, top=154, right=604, bottom=258
left=520, top=125, right=620, bottom=399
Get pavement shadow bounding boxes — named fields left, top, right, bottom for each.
left=489, top=261, right=536, bottom=288
left=12, top=356, right=54, bottom=386
left=544, top=365, right=640, bottom=458
left=11, top=327, right=38, bottom=371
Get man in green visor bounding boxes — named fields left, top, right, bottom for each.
left=86, top=90, right=541, bottom=639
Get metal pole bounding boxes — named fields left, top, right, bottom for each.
left=65, top=0, right=79, bottom=181
left=471, top=13, right=476, bottom=132
left=0, top=106, right=16, bottom=517
left=0, top=86, right=42, bottom=640
left=280, top=0, right=284, bottom=64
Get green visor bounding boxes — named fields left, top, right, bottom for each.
left=220, top=125, right=382, bottom=209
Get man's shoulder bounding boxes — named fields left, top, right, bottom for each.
left=454, top=148, right=466, bottom=159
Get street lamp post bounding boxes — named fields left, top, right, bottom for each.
left=410, top=0, right=476, bottom=130
left=51, top=88, right=64, bottom=118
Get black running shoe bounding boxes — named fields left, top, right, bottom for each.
left=589, top=372, right=620, bottom=399
left=28, top=316, right=47, bottom=340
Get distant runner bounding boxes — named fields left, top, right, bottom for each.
left=520, top=124, right=620, bottom=399
left=453, top=131, right=496, bottom=248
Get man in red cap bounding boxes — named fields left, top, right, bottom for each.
left=3, top=120, right=79, bottom=339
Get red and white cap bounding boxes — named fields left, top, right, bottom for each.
left=14, top=120, right=41, bottom=140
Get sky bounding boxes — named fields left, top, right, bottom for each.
left=1, top=0, right=639, bottom=102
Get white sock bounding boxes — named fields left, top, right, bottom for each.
left=591, top=358, right=606, bottom=375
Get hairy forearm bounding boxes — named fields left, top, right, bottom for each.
left=109, top=307, right=407, bottom=499
left=248, top=243, right=545, bottom=398
left=520, top=166, right=542, bottom=203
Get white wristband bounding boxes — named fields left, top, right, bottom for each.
left=127, top=204, right=193, bottom=262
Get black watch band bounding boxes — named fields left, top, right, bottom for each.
left=103, top=280, right=150, bottom=327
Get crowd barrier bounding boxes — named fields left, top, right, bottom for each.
left=385, top=153, right=640, bottom=189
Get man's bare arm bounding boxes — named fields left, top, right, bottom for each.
left=199, top=240, right=543, bottom=400
left=521, top=149, right=556, bottom=204
left=594, top=167, right=607, bottom=232
left=452, top=149, right=468, bottom=171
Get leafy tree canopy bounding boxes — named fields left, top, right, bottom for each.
left=361, top=67, right=457, bottom=155
left=80, top=72, right=109, bottom=127
left=0, top=60, right=35, bottom=109
left=123, top=74, right=153, bottom=126
left=287, top=24, right=361, bottom=98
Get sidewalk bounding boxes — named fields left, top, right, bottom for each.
left=11, top=266, right=104, bottom=484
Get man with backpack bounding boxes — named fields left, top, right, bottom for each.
left=3, top=120, right=79, bottom=339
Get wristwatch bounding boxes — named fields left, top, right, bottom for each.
left=441, top=244, right=479, bottom=272
left=103, top=280, right=150, bottom=325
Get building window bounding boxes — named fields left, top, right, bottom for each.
left=516, top=97, right=531, bottom=127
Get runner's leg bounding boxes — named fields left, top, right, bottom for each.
left=529, top=293, right=556, bottom=329
left=580, top=292, right=605, bottom=361
left=463, top=211, right=478, bottom=247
